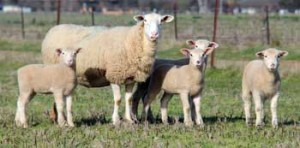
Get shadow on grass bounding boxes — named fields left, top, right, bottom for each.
left=75, top=114, right=110, bottom=126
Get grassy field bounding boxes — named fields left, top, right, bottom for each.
left=0, top=13, right=299, bottom=147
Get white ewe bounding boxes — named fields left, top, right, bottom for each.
left=42, top=13, right=174, bottom=125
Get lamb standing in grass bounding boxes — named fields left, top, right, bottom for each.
left=131, top=39, right=219, bottom=120
left=242, top=48, right=288, bottom=128
left=141, top=46, right=217, bottom=126
left=42, top=13, right=174, bottom=125
left=15, top=48, right=82, bottom=128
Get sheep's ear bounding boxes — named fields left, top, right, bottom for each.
left=180, top=48, right=190, bottom=57
left=133, top=15, right=144, bottom=22
left=186, top=40, right=196, bottom=48
left=161, top=15, right=174, bottom=23
left=256, top=51, right=264, bottom=58
left=204, top=47, right=215, bottom=55
left=75, top=48, right=82, bottom=55
left=56, top=48, right=62, bottom=56
left=209, top=42, right=219, bottom=49
left=278, top=50, right=288, bottom=58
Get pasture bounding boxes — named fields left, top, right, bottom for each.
left=0, top=12, right=299, bottom=147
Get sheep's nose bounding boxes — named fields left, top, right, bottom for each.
left=197, top=61, right=201, bottom=64
left=270, top=63, right=275, bottom=67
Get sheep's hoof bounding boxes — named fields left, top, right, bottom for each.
left=16, top=121, right=28, bottom=128
left=255, top=122, right=265, bottom=128
left=162, top=120, right=169, bottom=125
left=272, top=119, right=278, bottom=128
left=196, top=122, right=205, bottom=128
left=185, top=121, right=194, bottom=127
left=112, top=119, right=121, bottom=126
left=68, top=122, right=75, bottom=127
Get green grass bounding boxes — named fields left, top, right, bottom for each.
left=0, top=13, right=299, bottom=147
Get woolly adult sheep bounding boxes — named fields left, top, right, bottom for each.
left=15, top=47, right=81, bottom=128
left=242, top=48, right=288, bottom=128
left=42, top=13, right=174, bottom=125
left=131, top=39, right=219, bottom=121
left=141, top=45, right=217, bottom=126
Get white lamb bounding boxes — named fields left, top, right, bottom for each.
left=242, top=48, right=288, bottom=128
left=131, top=39, right=219, bottom=121
left=141, top=45, right=217, bottom=126
left=15, top=47, right=82, bottom=128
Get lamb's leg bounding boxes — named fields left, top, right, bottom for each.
left=180, top=93, right=193, bottom=126
left=242, top=90, right=252, bottom=126
left=66, top=95, right=74, bottom=127
left=132, top=82, right=148, bottom=123
left=124, top=83, right=135, bottom=123
left=253, top=91, right=264, bottom=127
left=141, top=92, right=158, bottom=123
left=111, top=83, right=121, bottom=125
left=192, top=95, right=204, bottom=127
left=54, top=92, right=66, bottom=127
left=160, top=92, right=173, bottom=125
left=271, top=93, right=279, bottom=128
left=15, top=91, right=33, bottom=128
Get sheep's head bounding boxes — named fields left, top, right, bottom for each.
left=186, top=39, right=219, bottom=50
left=256, top=48, right=288, bottom=72
left=134, top=13, right=174, bottom=42
left=180, top=47, right=215, bottom=69
left=56, top=48, right=82, bottom=66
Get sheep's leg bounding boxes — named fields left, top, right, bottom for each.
left=242, top=90, right=252, bottom=126
left=192, top=95, right=204, bottom=127
left=253, top=91, right=264, bottom=127
left=160, top=92, right=173, bottom=125
left=132, top=82, right=149, bottom=123
left=54, top=92, right=66, bottom=127
left=124, top=83, right=135, bottom=124
left=66, top=95, right=74, bottom=127
left=141, top=92, right=157, bottom=123
left=271, top=93, right=279, bottom=128
left=180, top=93, right=193, bottom=126
left=15, top=91, right=33, bottom=128
left=111, top=83, right=121, bottom=125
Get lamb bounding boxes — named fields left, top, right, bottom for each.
left=242, top=48, right=288, bottom=128
left=15, top=48, right=82, bottom=128
left=41, top=13, right=174, bottom=125
left=131, top=39, right=219, bottom=121
left=141, top=45, right=217, bottom=126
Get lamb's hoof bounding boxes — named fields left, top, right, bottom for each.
left=112, top=119, right=121, bottom=126
left=272, top=119, right=278, bottom=128
left=16, top=121, right=28, bottom=128
left=255, top=122, right=265, bottom=128
left=162, top=120, right=169, bottom=125
left=185, top=121, right=194, bottom=127
left=68, top=122, right=75, bottom=127
left=125, top=119, right=135, bottom=124
left=196, top=123, right=205, bottom=128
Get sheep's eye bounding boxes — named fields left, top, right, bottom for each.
left=264, top=55, right=267, bottom=58
left=195, top=46, right=198, bottom=48
left=190, top=54, right=193, bottom=57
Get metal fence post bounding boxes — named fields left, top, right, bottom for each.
left=56, top=0, right=61, bottom=25
left=210, top=0, right=219, bottom=68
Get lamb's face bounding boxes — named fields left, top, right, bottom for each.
left=56, top=48, right=82, bottom=66
left=134, top=13, right=174, bottom=42
left=186, top=39, right=219, bottom=51
left=181, top=47, right=215, bottom=69
left=256, top=48, right=288, bottom=72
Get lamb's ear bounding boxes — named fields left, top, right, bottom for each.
left=160, top=15, right=174, bottom=23
left=204, top=47, right=214, bottom=55
left=75, top=48, right=82, bottom=55
left=56, top=48, right=62, bottom=56
left=278, top=50, right=288, bottom=58
left=256, top=51, right=264, bottom=59
left=186, top=40, right=196, bottom=48
left=180, top=48, right=190, bottom=57
left=133, top=15, right=144, bottom=22
left=209, top=42, right=219, bottom=49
